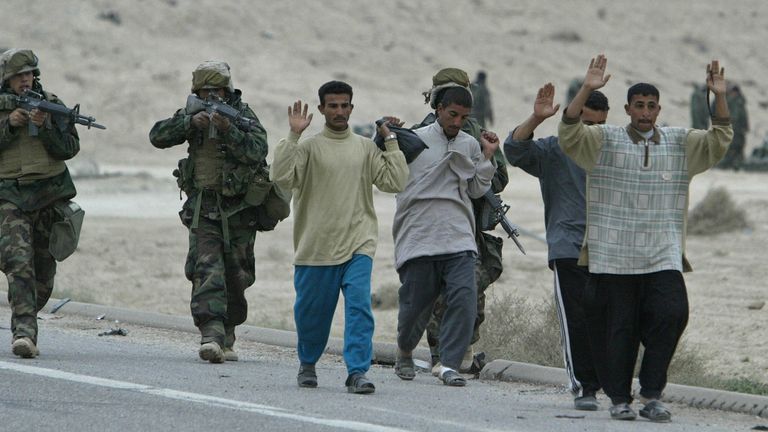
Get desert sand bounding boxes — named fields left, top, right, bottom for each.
left=1, top=0, right=766, bottom=384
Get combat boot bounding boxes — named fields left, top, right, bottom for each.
left=12, top=337, right=39, bottom=359
left=223, top=327, right=238, bottom=361
left=198, top=341, right=224, bottom=363
left=223, top=347, right=239, bottom=362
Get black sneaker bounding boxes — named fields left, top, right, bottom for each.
left=345, top=373, right=375, bottom=394
left=297, top=363, right=318, bottom=388
left=574, top=394, right=600, bottom=411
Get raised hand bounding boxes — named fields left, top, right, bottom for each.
left=533, top=83, right=561, bottom=120
left=583, top=54, right=611, bottom=90
left=480, top=130, right=500, bottom=160
left=706, top=60, right=726, bottom=95
left=288, top=100, right=313, bottom=134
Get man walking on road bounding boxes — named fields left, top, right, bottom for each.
left=271, top=81, right=408, bottom=394
left=505, top=82, right=608, bottom=411
left=558, top=54, right=732, bottom=422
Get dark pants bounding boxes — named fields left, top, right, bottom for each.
left=584, top=270, right=689, bottom=405
left=397, top=252, right=477, bottom=370
left=552, top=259, right=600, bottom=396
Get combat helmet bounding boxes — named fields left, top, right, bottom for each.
left=0, top=49, right=40, bottom=83
left=423, top=67, right=473, bottom=108
left=191, top=60, right=234, bottom=93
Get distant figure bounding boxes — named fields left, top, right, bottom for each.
left=690, top=83, right=710, bottom=130
left=470, top=71, right=493, bottom=128
left=716, top=83, right=749, bottom=170
left=566, top=78, right=584, bottom=105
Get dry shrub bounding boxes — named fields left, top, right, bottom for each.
left=372, top=282, right=399, bottom=310
left=688, top=187, right=749, bottom=235
left=478, top=291, right=768, bottom=395
left=477, top=291, right=562, bottom=367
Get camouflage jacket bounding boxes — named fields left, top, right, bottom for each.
left=149, top=89, right=268, bottom=212
left=0, top=83, right=79, bottom=211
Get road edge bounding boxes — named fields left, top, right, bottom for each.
left=2, top=294, right=765, bottom=418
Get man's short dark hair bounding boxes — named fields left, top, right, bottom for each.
left=627, top=83, right=659, bottom=103
left=318, top=80, right=353, bottom=105
left=438, top=87, right=473, bottom=109
left=585, top=90, right=609, bottom=111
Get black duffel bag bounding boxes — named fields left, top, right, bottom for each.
left=372, top=119, right=428, bottom=164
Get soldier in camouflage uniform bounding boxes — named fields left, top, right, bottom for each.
left=689, top=83, right=710, bottom=130
left=414, top=68, right=509, bottom=374
left=716, top=84, right=748, bottom=170
left=149, top=61, right=268, bottom=363
left=0, top=49, right=80, bottom=358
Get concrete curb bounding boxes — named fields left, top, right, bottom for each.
left=4, top=294, right=766, bottom=418
left=481, top=359, right=768, bottom=418
left=0, top=295, right=432, bottom=365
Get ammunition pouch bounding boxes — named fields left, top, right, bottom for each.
left=173, top=157, right=193, bottom=194
left=478, top=232, right=503, bottom=284
left=222, top=162, right=256, bottom=197
left=478, top=197, right=498, bottom=231
left=253, top=182, right=291, bottom=232
left=49, top=200, right=85, bottom=261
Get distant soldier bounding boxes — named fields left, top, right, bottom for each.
left=0, top=49, right=82, bottom=359
left=150, top=61, right=269, bottom=363
left=470, top=71, right=494, bottom=128
left=690, top=83, right=710, bottom=130
left=716, top=84, right=748, bottom=170
left=566, top=78, right=584, bottom=105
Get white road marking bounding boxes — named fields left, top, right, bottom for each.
left=0, top=361, right=411, bottom=432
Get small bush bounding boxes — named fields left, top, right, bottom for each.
left=688, top=187, right=749, bottom=235
left=477, top=291, right=562, bottom=367
left=478, top=292, right=768, bottom=396
left=372, top=282, right=399, bottom=310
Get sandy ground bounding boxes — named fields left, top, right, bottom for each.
left=0, top=0, right=766, bottom=385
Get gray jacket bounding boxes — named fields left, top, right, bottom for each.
left=393, top=121, right=494, bottom=269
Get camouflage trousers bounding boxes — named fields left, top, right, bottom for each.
left=184, top=204, right=258, bottom=348
left=0, top=200, right=58, bottom=344
left=427, top=233, right=503, bottom=358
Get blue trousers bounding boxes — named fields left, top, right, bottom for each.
left=294, top=254, right=374, bottom=375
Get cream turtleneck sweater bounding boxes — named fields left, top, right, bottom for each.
left=271, top=125, right=408, bottom=265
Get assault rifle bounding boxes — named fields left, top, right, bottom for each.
left=185, top=94, right=260, bottom=138
left=481, top=189, right=526, bottom=255
left=11, top=90, right=105, bottom=136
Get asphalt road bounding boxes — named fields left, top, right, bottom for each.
left=0, top=307, right=764, bottom=432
